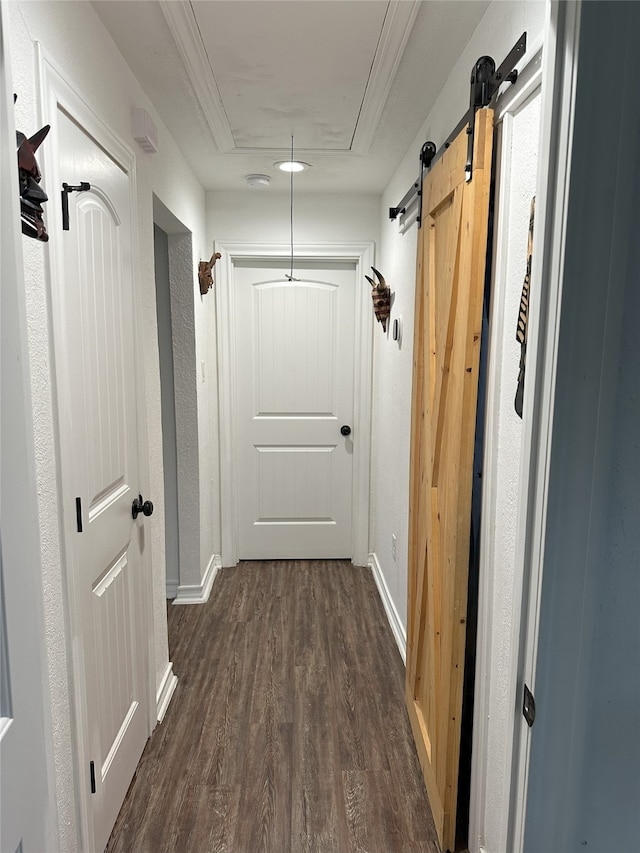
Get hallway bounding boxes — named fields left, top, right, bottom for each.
left=106, top=561, right=439, bottom=852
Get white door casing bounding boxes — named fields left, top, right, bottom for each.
left=234, top=262, right=356, bottom=559
left=40, top=54, right=153, bottom=852
left=216, top=243, right=374, bottom=567
left=468, top=48, right=543, bottom=853
left=507, top=3, right=584, bottom=848
left=0, top=12, right=54, bottom=852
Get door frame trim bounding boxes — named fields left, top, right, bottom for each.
left=0, top=9, right=57, bottom=849
left=215, top=241, right=375, bottom=567
left=468, top=47, right=543, bottom=853
left=507, top=2, right=583, bottom=848
left=37, top=47, right=154, bottom=852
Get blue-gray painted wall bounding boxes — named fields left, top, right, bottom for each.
left=524, top=3, right=640, bottom=851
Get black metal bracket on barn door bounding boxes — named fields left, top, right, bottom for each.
left=389, top=32, right=527, bottom=227
left=61, top=182, right=91, bottom=230
left=387, top=140, right=436, bottom=226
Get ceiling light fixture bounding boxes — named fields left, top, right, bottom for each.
left=275, top=159, right=310, bottom=173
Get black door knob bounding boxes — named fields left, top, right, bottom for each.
left=340, top=425, right=352, bottom=436
left=132, top=494, right=154, bottom=519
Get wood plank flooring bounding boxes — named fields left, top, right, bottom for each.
left=106, top=560, right=440, bottom=853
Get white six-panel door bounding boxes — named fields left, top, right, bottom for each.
left=55, top=106, right=149, bottom=852
left=234, top=261, right=357, bottom=559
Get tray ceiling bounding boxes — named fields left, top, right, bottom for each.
left=93, top=0, right=491, bottom=192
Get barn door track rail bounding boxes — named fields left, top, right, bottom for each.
left=389, top=32, right=526, bottom=227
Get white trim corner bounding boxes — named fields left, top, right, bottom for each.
left=159, top=0, right=234, bottom=151
left=351, top=1, right=421, bottom=155
left=172, top=553, right=221, bottom=605
left=368, top=552, right=406, bottom=664
left=156, top=663, right=178, bottom=723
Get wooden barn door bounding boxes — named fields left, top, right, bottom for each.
left=406, top=109, right=494, bottom=852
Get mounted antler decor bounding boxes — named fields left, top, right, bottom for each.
left=15, top=96, right=50, bottom=242
left=365, top=266, right=391, bottom=332
left=198, top=251, right=221, bottom=295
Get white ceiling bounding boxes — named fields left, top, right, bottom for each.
left=93, top=0, right=490, bottom=193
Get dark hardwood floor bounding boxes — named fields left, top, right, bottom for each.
left=106, top=560, right=440, bottom=853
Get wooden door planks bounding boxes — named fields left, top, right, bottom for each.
left=105, top=561, right=440, bottom=853
left=406, top=109, right=494, bottom=853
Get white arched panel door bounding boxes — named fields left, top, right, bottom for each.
left=234, top=261, right=357, bottom=559
left=55, top=106, right=150, bottom=852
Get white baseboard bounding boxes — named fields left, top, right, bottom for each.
left=172, top=553, right=221, bottom=605
left=165, top=578, right=178, bottom=600
left=368, top=552, right=407, bottom=664
left=156, top=662, right=178, bottom=723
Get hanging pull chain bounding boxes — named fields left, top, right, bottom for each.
left=286, top=134, right=299, bottom=282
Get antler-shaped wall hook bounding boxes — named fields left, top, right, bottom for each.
left=198, top=251, right=221, bottom=295
left=365, top=266, right=391, bottom=332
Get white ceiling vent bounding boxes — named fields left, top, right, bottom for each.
left=132, top=108, right=158, bottom=153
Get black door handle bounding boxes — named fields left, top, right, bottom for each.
left=340, top=425, right=352, bottom=436
left=132, top=494, right=154, bottom=519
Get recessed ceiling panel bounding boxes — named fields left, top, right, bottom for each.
left=92, top=0, right=494, bottom=192
left=192, top=0, right=388, bottom=150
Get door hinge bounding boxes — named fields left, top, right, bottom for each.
left=89, top=760, right=96, bottom=794
left=523, top=683, right=536, bottom=727
left=76, top=497, right=83, bottom=533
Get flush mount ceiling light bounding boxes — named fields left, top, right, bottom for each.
left=245, top=173, right=271, bottom=188
left=275, top=160, right=311, bottom=173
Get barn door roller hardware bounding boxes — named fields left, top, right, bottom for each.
left=389, top=32, right=526, bottom=227
left=61, top=181, right=91, bottom=231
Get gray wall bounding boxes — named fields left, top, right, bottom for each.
left=153, top=225, right=179, bottom=596
left=524, top=3, right=640, bottom=851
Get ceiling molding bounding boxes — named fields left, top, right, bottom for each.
left=161, top=0, right=419, bottom=160
left=231, top=147, right=351, bottom=158
left=351, top=0, right=422, bottom=155
left=159, top=0, right=235, bottom=151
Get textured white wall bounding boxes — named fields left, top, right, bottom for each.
left=8, top=2, right=212, bottom=849
left=208, top=190, right=380, bottom=246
